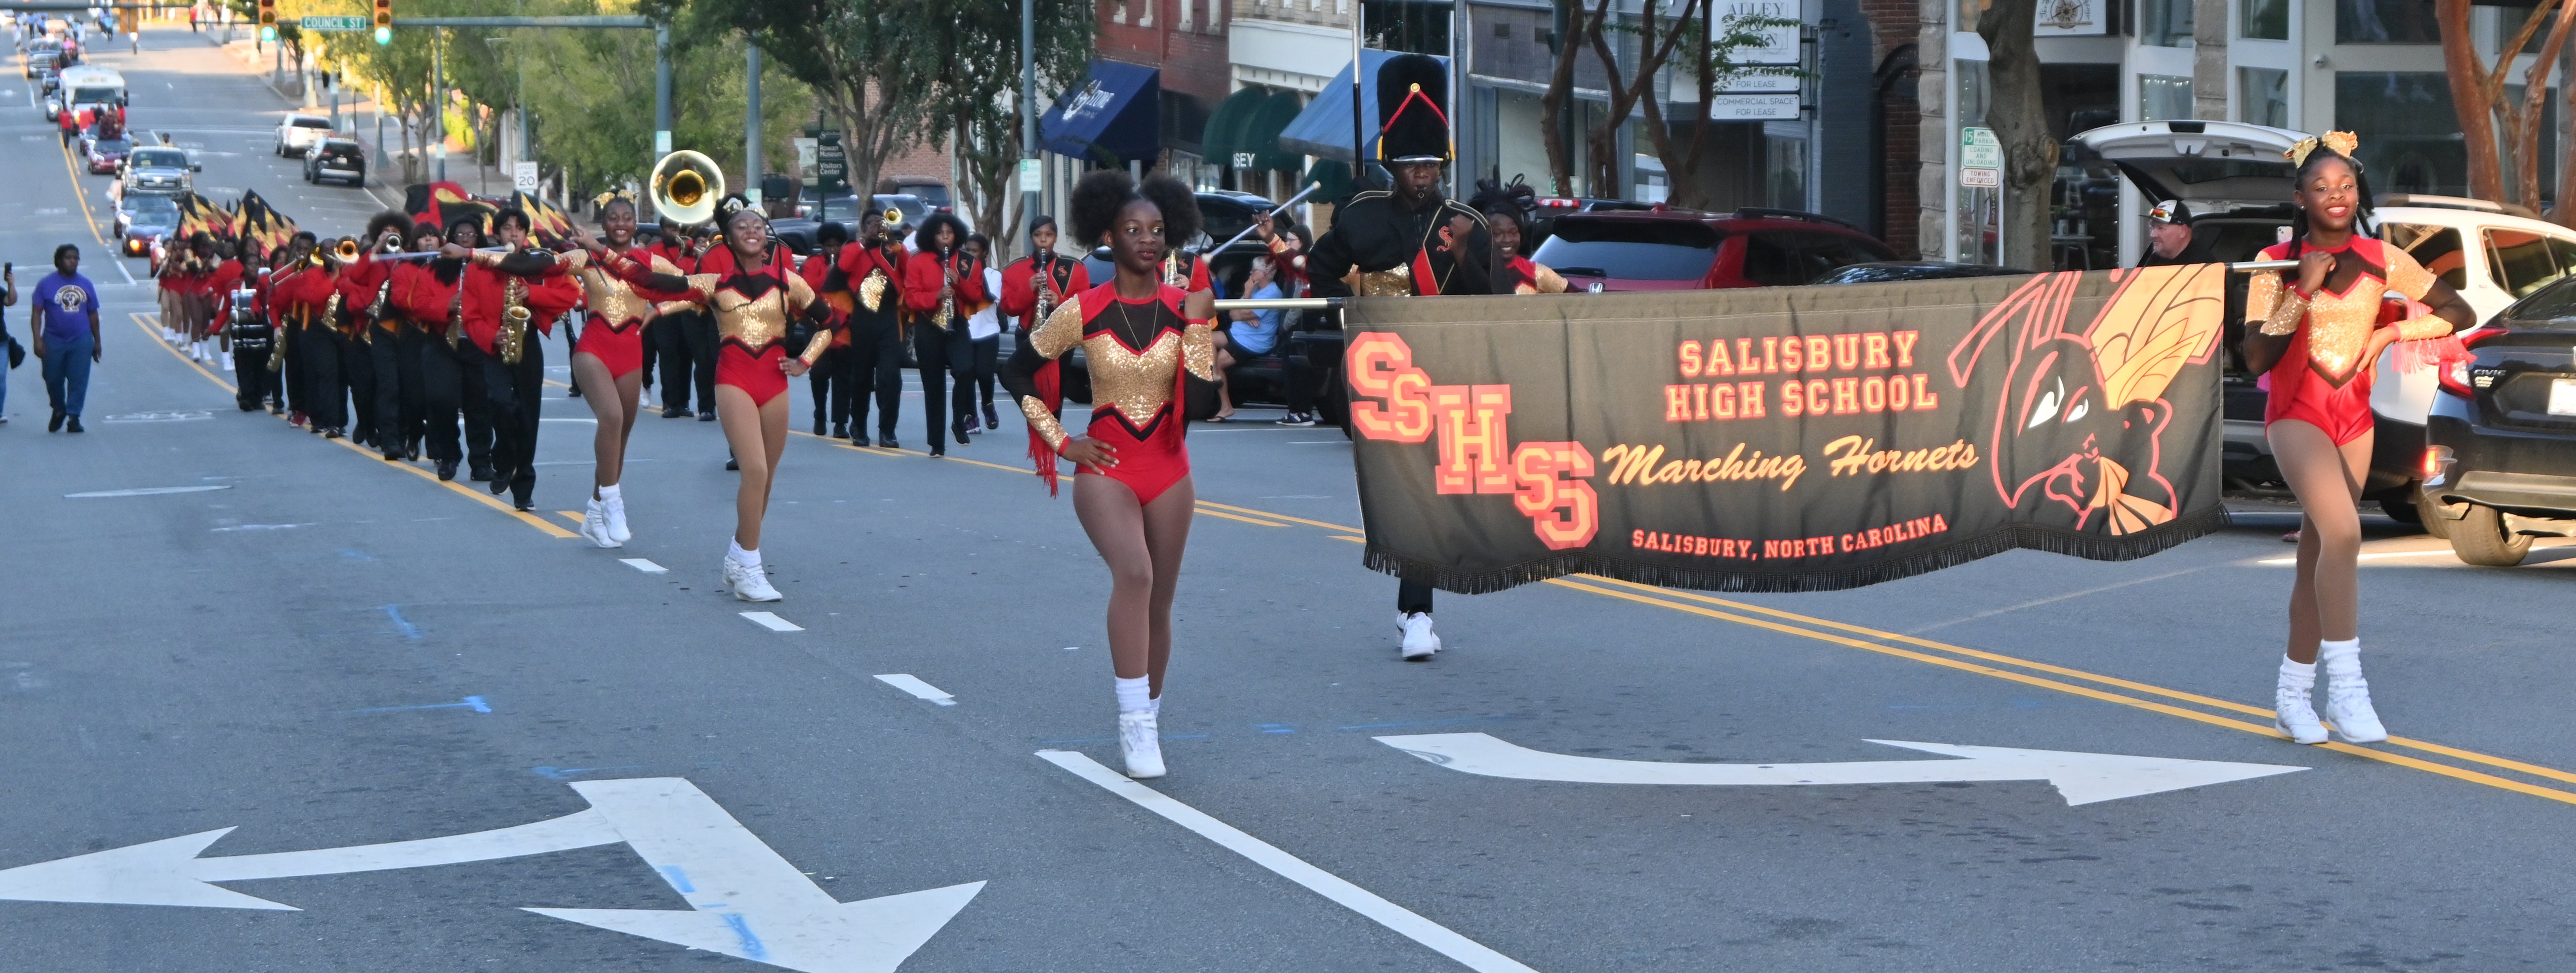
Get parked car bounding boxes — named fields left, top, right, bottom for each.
left=119, top=143, right=196, bottom=195
left=886, top=175, right=951, bottom=212
left=1195, top=190, right=1275, bottom=249
left=1810, top=261, right=2032, bottom=284
left=773, top=194, right=933, bottom=253
left=1522, top=195, right=1655, bottom=252
left=114, top=192, right=179, bottom=257
left=274, top=113, right=332, bottom=157
left=2422, top=275, right=2576, bottom=564
left=302, top=138, right=366, bottom=185
left=1532, top=208, right=1897, bottom=293
left=82, top=134, right=127, bottom=174
left=2075, top=119, right=2576, bottom=522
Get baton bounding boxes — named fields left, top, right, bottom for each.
left=1210, top=260, right=2300, bottom=311
left=1211, top=180, right=1324, bottom=254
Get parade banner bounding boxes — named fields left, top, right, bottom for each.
left=1345, top=265, right=2229, bottom=593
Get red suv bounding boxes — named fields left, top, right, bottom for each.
left=1529, top=208, right=1897, bottom=292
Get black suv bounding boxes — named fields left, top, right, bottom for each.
left=2422, top=276, right=2576, bottom=565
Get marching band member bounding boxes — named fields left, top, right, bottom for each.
left=800, top=221, right=854, bottom=439
left=901, top=213, right=987, bottom=456
left=1306, top=53, right=1495, bottom=661
left=337, top=213, right=413, bottom=461
left=999, top=170, right=1220, bottom=779
left=824, top=208, right=909, bottom=448
left=446, top=208, right=581, bottom=511
left=1477, top=196, right=1566, bottom=295
left=391, top=215, right=500, bottom=482
left=580, top=194, right=839, bottom=600
left=202, top=238, right=244, bottom=374
left=961, top=233, right=1005, bottom=432
left=563, top=195, right=685, bottom=547
left=267, top=232, right=345, bottom=438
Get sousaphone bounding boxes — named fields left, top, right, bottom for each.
left=649, top=150, right=725, bottom=226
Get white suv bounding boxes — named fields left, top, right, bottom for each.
left=274, top=113, right=331, bottom=157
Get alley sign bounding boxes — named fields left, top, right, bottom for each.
left=299, top=15, right=368, bottom=31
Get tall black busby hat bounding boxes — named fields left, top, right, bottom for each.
left=1375, top=53, right=1451, bottom=165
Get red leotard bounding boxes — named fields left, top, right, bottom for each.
left=1001, top=281, right=1217, bottom=504
left=2246, top=238, right=2448, bottom=446
left=610, top=245, right=834, bottom=407
left=567, top=245, right=686, bottom=379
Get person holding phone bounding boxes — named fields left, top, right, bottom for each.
left=32, top=245, right=100, bottom=433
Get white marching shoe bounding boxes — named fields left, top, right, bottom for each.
left=221, top=352, right=236, bottom=372
left=2274, top=683, right=2328, bottom=745
left=1118, top=710, right=1166, bottom=778
left=602, top=493, right=632, bottom=544
left=1398, top=612, right=1440, bottom=660
left=577, top=500, right=620, bottom=548
left=2323, top=677, right=2388, bottom=743
left=723, top=557, right=782, bottom=602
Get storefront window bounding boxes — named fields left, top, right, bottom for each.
left=2140, top=75, right=2193, bottom=121
left=2141, top=0, right=2195, bottom=46
left=2241, top=0, right=2288, bottom=40
left=1765, top=135, right=1806, bottom=210
left=2338, top=0, right=2439, bottom=43
left=2239, top=68, right=2288, bottom=128
left=2335, top=72, right=2465, bottom=196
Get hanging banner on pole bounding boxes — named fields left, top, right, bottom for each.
left=1343, top=266, right=2230, bottom=593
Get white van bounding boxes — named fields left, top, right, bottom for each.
left=50, top=64, right=122, bottom=121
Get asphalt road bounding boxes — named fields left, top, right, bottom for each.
left=2, top=27, right=2574, bottom=973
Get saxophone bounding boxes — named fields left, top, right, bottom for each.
left=368, top=278, right=393, bottom=343
left=932, top=248, right=957, bottom=332
left=1033, top=254, right=1058, bottom=324
left=499, top=272, right=531, bottom=365
left=858, top=248, right=889, bottom=312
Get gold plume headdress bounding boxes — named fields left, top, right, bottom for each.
left=2285, top=131, right=2360, bottom=168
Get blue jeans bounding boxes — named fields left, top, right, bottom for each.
left=41, top=333, right=92, bottom=418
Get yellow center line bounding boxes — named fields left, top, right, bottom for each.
left=1197, top=499, right=1359, bottom=533
left=127, top=312, right=578, bottom=539
left=57, top=137, right=110, bottom=249
left=1194, top=506, right=1286, bottom=527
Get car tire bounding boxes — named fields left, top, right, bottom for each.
left=2378, top=492, right=2423, bottom=527
left=2447, top=504, right=2531, bottom=567
left=2412, top=492, right=2454, bottom=540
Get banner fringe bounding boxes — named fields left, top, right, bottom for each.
left=1361, top=504, right=2228, bottom=595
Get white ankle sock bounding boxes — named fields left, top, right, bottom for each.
left=727, top=540, right=760, bottom=568
left=2318, top=639, right=2362, bottom=679
left=2279, top=655, right=2317, bottom=690
left=1148, top=692, right=1162, bottom=717
left=1115, top=676, right=1151, bottom=714
left=598, top=483, right=621, bottom=502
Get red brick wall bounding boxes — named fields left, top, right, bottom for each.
left=1096, top=0, right=1233, bottom=156
left=1859, top=0, right=1920, bottom=258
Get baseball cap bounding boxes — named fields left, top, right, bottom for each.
left=2146, top=200, right=2191, bottom=224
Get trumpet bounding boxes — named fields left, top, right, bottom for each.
left=499, top=273, right=531, bottom=365
left=649, top=149, right=725, bottom=226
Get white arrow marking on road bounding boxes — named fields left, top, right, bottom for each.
left=63, top=484, right=234, bottom=498
left=1376, top=733, right=2306, bottom=806
left=0, top=808, right=623, bottom=910
left=0, top=779, right=981, bottom=973
left=741, top=611, right=804, bottom=632
left=873, top=675, right=955, bottom=706
left=528, top=778, right=983, bottom=973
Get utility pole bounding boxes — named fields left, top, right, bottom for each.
left=653, top=24, right=670, bottom=159
left=432, top=32, right=445, bottom=182
left=744, top=44, right=762, bottom=205
left=1020, top=0, right=1037, bottom=260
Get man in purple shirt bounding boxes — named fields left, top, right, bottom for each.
left=32, top=244, right=100, bottom=433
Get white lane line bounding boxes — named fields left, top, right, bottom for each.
left=2255, top=549, right=2461, bottom=566
left=739, top=611, right=802, bottom=632
left=618, top=558, right=668, bottom=574
left=1037, top=750, right=1541, bottom=973
left=64, top=485, right=234, bottom=498
left=873, top=674, right=957, bottom=706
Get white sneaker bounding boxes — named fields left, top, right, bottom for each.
left=221, top=353, right=235, bottom=372
left=1398, top=612, right=1440, bottom=660
left=2274, top=683, right=2328, bottom=745
left=1118, top=710, right=1166, bottom=778
left=2324, top=678, right=2388, bottom=743
left=577, top=500, right=620, bottom=548
left=602, top=493, right=632, bottom=543
left=723, top=558, right=782, bottom=601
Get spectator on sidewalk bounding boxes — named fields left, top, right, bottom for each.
left=0, top=263, right=18, bottom=424
left=33, top=245, right=100, bottom=433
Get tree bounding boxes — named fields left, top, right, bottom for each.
left=1636, top=4, right=1803, bottom=211
left=2438, top=0, right=2575, bottom=216
left=1540, top=0, right=1698, bottom=199
left=914, top=0, right=1091, bottom=255
left=1977, top=0, right=2051, bottom=272
left=684, top=0, right=940, bottom=211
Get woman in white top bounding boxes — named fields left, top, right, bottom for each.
left=962, top=233, right=1007, bottom=433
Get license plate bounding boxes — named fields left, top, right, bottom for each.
left=2550, top=378, right=2576, bottom=417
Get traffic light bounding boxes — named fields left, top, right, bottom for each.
left=257, top=0, right=276, bottom=41
left=372, top=0, right=392, bottom=44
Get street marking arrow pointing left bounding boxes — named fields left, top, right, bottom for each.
left=1377, top=733, right=2307, bottom=805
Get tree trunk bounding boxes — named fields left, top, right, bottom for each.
left=2438, top=0, right=2505, bottom=203
left=2516, top=1, right=2574, bottom=211
left=1978, top=0, right=2054, bottom=271
left=1538, top=0, right=1601, bottom=197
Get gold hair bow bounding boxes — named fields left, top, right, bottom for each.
left=592, top=189, right=634, bottom=209
left=2286, top=131, right=2360, bottom=168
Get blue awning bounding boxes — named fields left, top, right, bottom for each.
left=1041, top=59, right=1161, bottom=165
left=1277, top=51, right=1448, bottom=164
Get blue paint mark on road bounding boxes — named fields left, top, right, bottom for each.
left=381, top=605, right=421, bottom=640
left=721, top=913, right=768, bottom=961
left=351, top=696, right=489, bottom=715
left=532, top=764, right=647, bottom=781
left=1256, top=723, right=1297, bottom=734
left=657, top=865, right=696, bottom=893
left=1335, top=716, right=1517, bottom=732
